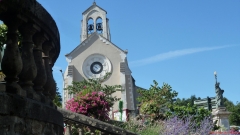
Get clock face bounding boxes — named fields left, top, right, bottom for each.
left=82, top=54, right=112, bottom=79
left=90, top=62, right=103, bottom=74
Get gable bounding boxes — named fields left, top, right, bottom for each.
left=66, top=33, right=127, bottom=60
left=82, top=3, right=107, bottom=15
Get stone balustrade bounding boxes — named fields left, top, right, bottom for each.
left=0, top=0, right=63, bottom=134
left=58, top=108, right=138, bottom=135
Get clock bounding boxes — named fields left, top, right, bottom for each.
left=90, top=62, right=103, bottom=74
left=82, top=54, right=112, bottom=79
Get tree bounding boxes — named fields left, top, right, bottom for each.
left=224, top=98, right=240, bottom=126
left=165, top=103, right=221, bottom=131
left=53, top=86, right=62, bottom=107
left=137, top=80, right=178, bottom=119
left=175, top=95, right=201, bottom=107
left=229, top=103, right=240, bottom=126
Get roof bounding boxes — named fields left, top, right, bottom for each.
left=82, top=2, right=107, bottom=15
left=65, top=32, right=127, bottom=57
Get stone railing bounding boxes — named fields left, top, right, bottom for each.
left=58, top=108, right=138, bottom=135
left=0, top=0, right=63, bottom=134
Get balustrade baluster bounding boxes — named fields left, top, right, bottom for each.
left=2, top=16, right=23, bottom=95
left=18, top=23, right=38, bottom=98
left=65, top=123, right=72, bottom=135
left=42, top=41, right=52, bottom=98
left=49, top=49, right=56, bottom=100
left=78, top=127, right=83, bottom=135
left=32, top=32, right=47, bottom=95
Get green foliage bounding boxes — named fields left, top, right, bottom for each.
left=0, top=24, right=7, bottom=51
left=175, top=95, right=201, bottom=107
left=229, top=103, right=240, bottom=126
left=53, top=87, right=62, bottom=107
left=115, top=117, right=163, bottom=135
left=166, top=103, right=212, bottom=128
left=0, top=23, right=22, bottom=55
left=224, top=98, right=240, bottom=126
left=139, top=125, right=161, bottom=135
left=137, top=80, right=178, bottom=119
left=65, top=73, right=122, bottom=108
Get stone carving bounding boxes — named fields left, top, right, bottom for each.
left=42, top=41, right=53, bottom=98
left=215, top=82, right=224, bottom=108
left=2, top=16, right=23, bottom=93
left=18, top=23, right=37, bottom=93
left=33, top=32, right=47, bottom=95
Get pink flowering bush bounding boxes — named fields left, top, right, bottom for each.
left=66, top=91, right=110, bottom=120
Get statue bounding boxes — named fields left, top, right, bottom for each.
left=215, top=82, right=224, bottom=108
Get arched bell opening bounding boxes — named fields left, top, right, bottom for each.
left=96, top=17, right=103, bottom=34
left=87, top=18, right=94, bottom=36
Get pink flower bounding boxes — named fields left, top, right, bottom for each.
left=65, top=91, right=110, bottom=121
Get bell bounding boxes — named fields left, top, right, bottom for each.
left=88, top=24, right=94, bottom=31
left=96, top=23, right=103, bottom=31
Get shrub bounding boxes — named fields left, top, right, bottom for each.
left=137, top=81, right=178, bottom=120
left=166, top=103, right=212, bottom=128
left=160, top=115, right=214, bottom=135
left=117, top=116, right=163, bottom=135
left=66, top=91, right=110, bottom=121
left=65, top=74, right=121, bottom=111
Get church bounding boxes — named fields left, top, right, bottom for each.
left=62, top=2, right=140, bottom=121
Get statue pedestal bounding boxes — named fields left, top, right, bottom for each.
left=212, top=107, right=231, bottom=131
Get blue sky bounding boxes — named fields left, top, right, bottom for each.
left=36, top=0, right=240, bottom=104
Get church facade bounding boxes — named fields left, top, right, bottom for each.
left=62, top=2, right=139, bottom=121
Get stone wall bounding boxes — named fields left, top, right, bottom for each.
left=0, top=91, right=63, bottom=135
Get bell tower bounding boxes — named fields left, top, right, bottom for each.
left=81, top=2, right=111, bottom=42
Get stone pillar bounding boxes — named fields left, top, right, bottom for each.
left=18, top=23, right=37, bottom=98
left=42, top=41, right=52, bottom=97
left=32, top=32, right=47, bottom=95
left=212, top=107, right=231, bottom=131
left=78, top=128, right=83, bottom=135
left=1, top=16, right=23, bottom=95
left=49, top=49, right=56, bottom=100
left=65, top=124, right=72, bottom=135
left=74, top=124, right=84, bottom=135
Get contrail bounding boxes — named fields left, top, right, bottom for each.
left=130, top=45, right=236, bottom=67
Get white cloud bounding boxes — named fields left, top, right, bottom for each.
left=130, top=45, right=236, bottom=67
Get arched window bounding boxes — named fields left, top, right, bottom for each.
left=87, top=18, right=94, bottom=35
left=96, top=17, right=103, bottom=34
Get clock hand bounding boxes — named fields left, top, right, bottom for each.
left=94, top=65, right=98, bottom=71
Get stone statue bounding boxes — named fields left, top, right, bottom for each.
left=215, top=82, right=224, bottom=108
